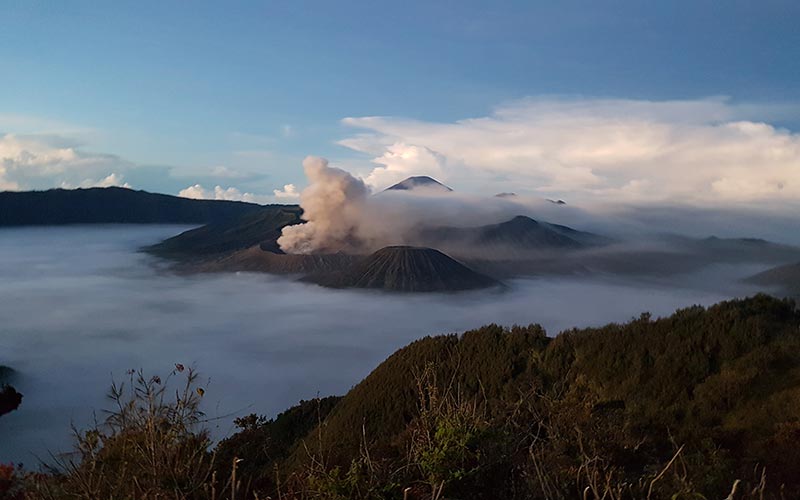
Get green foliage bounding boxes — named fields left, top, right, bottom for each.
left=32, top=366, right=217, bottom=500
left=12, top=294, right=800, bottom=499
left=214, top=396, right=342, bottom=494
left=408, top=364, right=492, bottom=489
left=275, top=294, right=800, bottom=499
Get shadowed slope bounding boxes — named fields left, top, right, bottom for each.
left=146, top=206, right=302, bottom=257
left=193, top=245, right=358, bottom=275
left=269, top=295, right=800, bottom=498
left=305, top=246, right=500, bottom=292
left=746, top=261, right=800, bottom=296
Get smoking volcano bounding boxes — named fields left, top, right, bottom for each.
left=303, top=246, right=499, bottom=292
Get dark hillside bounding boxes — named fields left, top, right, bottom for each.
left=745, top=261, right=800, bottom=296
left=252, top=294, right=800, bottom=499
left=193, top=245, right=357, bottom=274
left=0, top=187, right=268, bottom=226
left=417, top=215, right=608, bottom=260
left=146, top=206, right=302, bottom=257
left=19, top=296, right=800, bottom=499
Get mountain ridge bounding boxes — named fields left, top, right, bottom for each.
left=0, top=187, right=274, bottom=226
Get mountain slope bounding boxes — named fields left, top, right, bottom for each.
left=474, top=215, right=586, bottom=248
left=193, top=245, right=358, bottom=274
left=418, top=215, right=606, bottom=259
left=0, top=187, right=266, bottom=226
left=304, top=246, right=499, bottom=292
left=146, top=206, right=302, bottom=257
left=383, top=176, right=453, bottom=193
left=746, top=261, right=800, bottom=295
left=264, top=295, right=800, bottom=498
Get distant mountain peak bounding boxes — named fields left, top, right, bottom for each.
left=500, top=215, right=542, bottom=228
left=384, top=176, right=453, bottom=193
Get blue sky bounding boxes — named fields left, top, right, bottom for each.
left=1, top=0, right=799, bottom=205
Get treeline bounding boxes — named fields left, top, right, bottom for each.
left=4, top=294, right=800, bottom=499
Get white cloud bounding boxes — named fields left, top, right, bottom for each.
left=273, top=183, right=300, bottom=200
left=178, top=184, right=268, bottom=204
left=209, top=165, right=248, bottom=179
left=339, top=97, right=800, bottom=210
left=179, top=183, right=302, bottom=204
left=0, top=133, right=134, bottom=191
left=60, top=173, right=132, bottom=189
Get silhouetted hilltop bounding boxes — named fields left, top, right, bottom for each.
left=305, top=246, right=499, bottom=292
left=146, top=206, right=303, bottom=257
left=0, top=187, right=269, bottom=226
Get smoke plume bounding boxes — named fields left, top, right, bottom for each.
left=277, top=156, right=602, bottom=255
left=277, top=157, right=375, bottom=254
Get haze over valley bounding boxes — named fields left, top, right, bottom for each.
left=0, top=193, right=791, bottom=462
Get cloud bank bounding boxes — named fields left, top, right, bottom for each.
left=0, top=134, right=132, bottom=191
left=178, top=184, right=268, bottom=204
left=277, top=156, right=592, bottom=255
left=0, top=132, right=291, bottom=203
left=1, top=225, right=745, bottom=462
left=340, top=97, right=800, bottom=210
left=273, top=183, right=300, bottom=200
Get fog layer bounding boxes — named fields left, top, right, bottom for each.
left=0, top=226, right=765, bottom=462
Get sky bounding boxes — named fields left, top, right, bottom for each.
left=1, top=0, right=799, bottom=211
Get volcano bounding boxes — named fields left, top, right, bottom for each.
left=473, top=216, right=586, bottom=248
left=416, top=215, right=607, bottom=260
left=383, top=176, right=453, bottom=193
left=304, top=246, right=499, bottom=292
left=195, top=246, right=357, bottom=275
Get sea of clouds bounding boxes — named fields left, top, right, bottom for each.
left=0, top=225, right=768, bottom=463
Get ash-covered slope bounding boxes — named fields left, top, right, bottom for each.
left=383, top=176, right=452, bottom=193
left=305, top=246, right=499, bottom=292
left=194, top=246, right=358, bottom=275
left=146, top=206, right=302, bottom=257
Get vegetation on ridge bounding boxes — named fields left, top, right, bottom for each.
left=4, top=294, right=800, bottom=499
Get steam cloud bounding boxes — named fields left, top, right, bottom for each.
left=276, top=156, right=579, bottom=255
left=277, top=154, right=800, bottom=256
left=277, top=157, right=374, bottom=254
